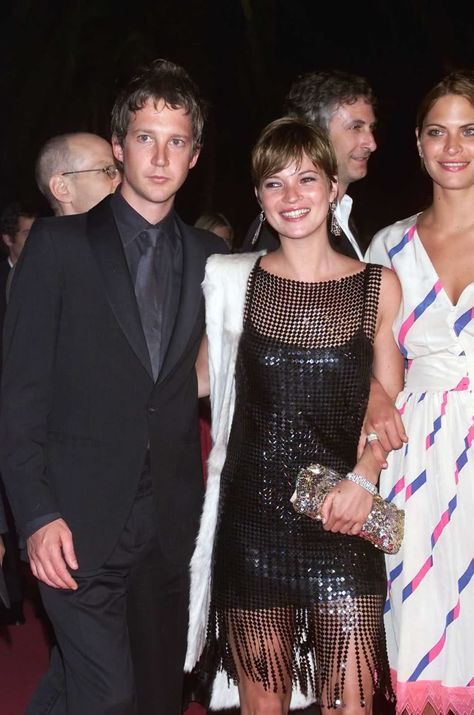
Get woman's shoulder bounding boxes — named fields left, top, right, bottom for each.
left=204, top=251, right=265, bottom=283
left=365, top=213, right=420, bottom=265
left=373, top=213, right=419, bottom=242
left=203, top=252, right=267, bottom=330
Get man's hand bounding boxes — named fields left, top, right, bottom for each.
left=0, top=535, right=5, bottom=566
left=27, top=518, right=78, bottom=590
left=358, top=378, right=408, bottom=465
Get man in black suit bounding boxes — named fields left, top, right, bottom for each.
left=242, top=70, right=377, bottom=257
left=0, top=59, right=223, bottom=714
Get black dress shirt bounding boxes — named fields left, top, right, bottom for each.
left=111, top=190, right=183, bottom=376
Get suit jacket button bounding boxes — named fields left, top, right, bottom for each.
left=147, top=406, right=157, bottom=415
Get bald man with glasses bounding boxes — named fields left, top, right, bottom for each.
left=35, top=132, right=121, bottom=215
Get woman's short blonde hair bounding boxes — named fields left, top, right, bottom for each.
left=251, top=117, right=337, bottom=189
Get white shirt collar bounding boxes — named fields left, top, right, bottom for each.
left=333, top=194, right=363, bottom=260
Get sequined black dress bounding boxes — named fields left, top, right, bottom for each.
left=199, top=261, right=393, bottom=708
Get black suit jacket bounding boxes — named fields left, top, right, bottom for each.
left=0, top=196, right=223, bottom=570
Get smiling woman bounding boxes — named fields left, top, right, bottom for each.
left=366, top=70, right=474, bottom=715
left=258, top=159, right=334, bottom=235
left=186, top=118, right=403, bottom=714
left=417, top=94, right=474, bottom=195
left=254, top=123, right=338, bottom=246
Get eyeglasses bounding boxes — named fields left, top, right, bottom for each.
left=61, top=165, right=120, bottom=180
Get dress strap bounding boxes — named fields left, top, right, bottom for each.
left=361, top=264, right=383, bottom=343
left=243, top=255, right=264, bottom=324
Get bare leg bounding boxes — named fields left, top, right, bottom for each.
left=226, top=607, right=294, bottom=715
left=238, top=672, right=291, bottom=715
left=315, top=595, right=389, bottom=715
left=320, top=634, right=374, bottom=715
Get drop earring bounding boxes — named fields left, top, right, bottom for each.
left=251, top=210, right=266, bottom=246
left=329, top=201, right=341, bottom=237
left=418, top=148, right=425, bottom=170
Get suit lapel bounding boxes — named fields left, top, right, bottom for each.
left=157, top=218, right=204, bottom=385
left=87, top=198, right=153, bottom=380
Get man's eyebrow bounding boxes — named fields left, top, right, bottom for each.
left=348, top=118, right=377, bottom=127
left=130, top=127, right=191, bottom=138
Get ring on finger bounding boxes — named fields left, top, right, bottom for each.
left=366, top=432, right=379, bottom=443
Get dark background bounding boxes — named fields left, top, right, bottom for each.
left=1, top=0, right=473, bottom=247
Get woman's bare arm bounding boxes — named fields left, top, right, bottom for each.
left=195, top=335, right=210, bottom=398
left=321, top=268, right=405, bottom=533
left=358, top=268, right=407, bottom=465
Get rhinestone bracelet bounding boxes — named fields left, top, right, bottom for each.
left=345, top=472, right=378, bottom=495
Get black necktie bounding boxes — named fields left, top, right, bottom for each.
left=135, top=228, right=162, bottom=381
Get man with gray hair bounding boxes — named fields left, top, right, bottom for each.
left=35, top=132, right=120, bottom=215
left=242, top=69, right=377, bottom=256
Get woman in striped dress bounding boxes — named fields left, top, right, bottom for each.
left=366, top=70, right=474, bottom=715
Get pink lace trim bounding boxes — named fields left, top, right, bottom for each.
left=391, top=669, right=474, bottom=715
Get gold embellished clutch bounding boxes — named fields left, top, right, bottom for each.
left=290, top=463, right=404, bottom=555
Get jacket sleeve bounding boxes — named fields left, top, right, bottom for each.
left=0, top=221, right=62, bottom=535
left=0, top=492, right=6, bottom=534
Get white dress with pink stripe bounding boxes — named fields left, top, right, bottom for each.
left=366, top=214, right=474, bottom=715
